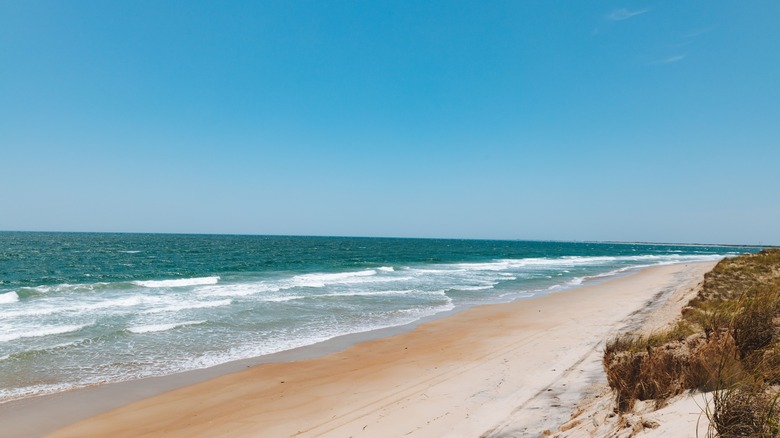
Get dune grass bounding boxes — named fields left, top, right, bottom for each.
left=603, top=249, right=780, bottom=436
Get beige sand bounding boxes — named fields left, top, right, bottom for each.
left=554, top=260, right=714, bottom=438
left=556, top=389, right=711, bottom=438
left=48, top=262, right=716, bottom=438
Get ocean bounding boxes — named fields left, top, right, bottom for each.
left=0, top=232, right=754, bottom=403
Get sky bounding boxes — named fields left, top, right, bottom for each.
left=1, top=1, right=778, bottom=245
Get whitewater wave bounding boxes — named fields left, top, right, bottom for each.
left=548, top=277, right=585, bottom=291
left=2, top=295, right=164, bottom=319
left=450, top=285, right=495, bottom=291
left=546, top=265, right=647, bottom=291
left=409, top=267, right=468, bottom=275
left=179, top=300, right=456, bottom=372
left=142, top=299, right=233, bottom=314
left=255, top=294, right=306, bottom=302
left=0, top=340, right=84, bottom=362
left=197, top=282, right=281, bottom=298
left=0, top=382, right=80, bottom=405
left=321, top=289, right=444, bottom=299
left=134, top=276, right=220, bottom=288
left=452, top=254, right=724, bottom=273
left=127, top=320, right=207, bottom=334
left=196, top=271, right=409, bottom=298
left=291, top=269, right=378, bottom=288
left=0, top=291, right=19, bottom=304
left=18, top=281, right=134, bottom=298
left=0, top=323, right=92, bottom=343
left=255, top=288, right=441, bottom=303
left=395, top=301, right=455, bottom=317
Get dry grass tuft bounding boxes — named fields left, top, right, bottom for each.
left=603, top=248, right=780, bottom=435
left=604, top=332, right=737, bottom=412
left=710, top=386, right=780, bottom=437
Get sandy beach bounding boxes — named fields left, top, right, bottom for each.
left=10, top=261, right=714, bottom=437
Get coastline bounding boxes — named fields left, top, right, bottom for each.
left=3, top=261, right=716, bottom=437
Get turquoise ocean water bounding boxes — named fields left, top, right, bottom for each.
left=0, top=232, right=756, bottom=403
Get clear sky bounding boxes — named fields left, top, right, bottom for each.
left=1, top=1, right=778, bottom=245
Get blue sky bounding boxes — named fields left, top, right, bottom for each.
left=1, top=1, right=778, bottom=245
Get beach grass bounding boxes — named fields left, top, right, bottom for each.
left=603, top=249, right=780, bottom=436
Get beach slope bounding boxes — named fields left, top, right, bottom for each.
left=49, top=262, right=715, bottom=437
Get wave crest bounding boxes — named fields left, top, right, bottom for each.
left=127, top=320, right=207, bottom=334
left=291, top=269, right=378, bottom=288
left=0, top=323, right=92, bottom=343
left=0, top=291, right=19, bottom=304
left=133, top=276, right=220, bottom=288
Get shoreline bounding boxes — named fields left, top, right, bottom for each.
left=0, top=262, right=646, bottom=433
left=2, top=261, right=716, bottom=437
left=0, top=305, right=463, bottom=437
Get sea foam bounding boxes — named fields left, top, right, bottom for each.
left=142, top=299, right=233, bottom=314
left=2, top=295, right=163, bottom=319
left=127, top=320, right=207, bottom=334
left=0, top=323, right=92, bottom=343
left=197, top=282, right=281, bottom=298
left=0, top=291, right=19, bottom=304
left=291, top=269, right=378, bottom=288
left=134, top=276, right=220, bottom=288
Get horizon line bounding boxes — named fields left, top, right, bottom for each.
left=0, top=229, right=772, bottom=249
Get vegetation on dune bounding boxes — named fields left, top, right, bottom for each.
left=603, top=249, right=780, bottom=437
